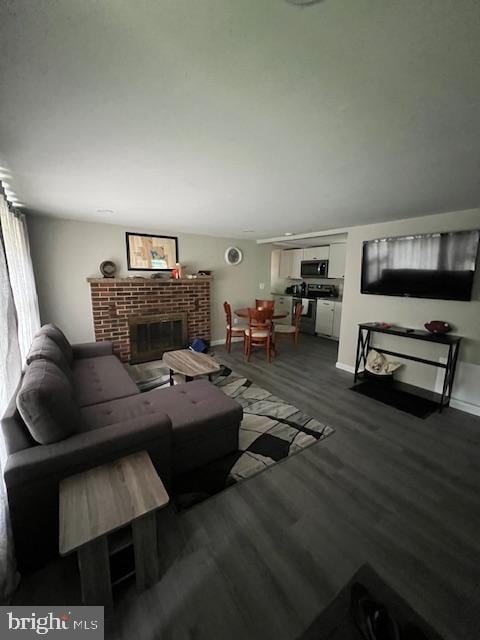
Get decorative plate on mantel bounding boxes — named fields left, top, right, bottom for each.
left=100, top=260, right=117, bottom=278
left=225, top=247, right=243, bottom=266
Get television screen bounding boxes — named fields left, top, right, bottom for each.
left=361, top=229, right=479, bottom=301
left=126, top=232, right=178, bottom=271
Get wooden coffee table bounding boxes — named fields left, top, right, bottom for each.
left=59, top=451, right=169, bottom=613
left=163, top=349, right=221, bottom=385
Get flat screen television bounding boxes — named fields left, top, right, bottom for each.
left=126, top=232, right=178, bottom=271
left=361, top=229, right=479, bottom=301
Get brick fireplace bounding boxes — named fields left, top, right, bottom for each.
left=87, top=277, right=212, bottom=362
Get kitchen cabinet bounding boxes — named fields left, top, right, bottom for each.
left=272, top=294, right=292, bottom=325
left=303, top=246, right=329, bottom=261
left=279, top=249, right=303, bottom=279
left=315, top=300, right=334, bottom=336
left=328, top=243, right=346, bottom=279
left=278, top=251, right=293, bottom=279
left=290, top=249, right=303, bottom=279
left=332, top=301, right=342, bottom=338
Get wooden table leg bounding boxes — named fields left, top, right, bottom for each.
left=132, top=512, right=159, bottom=591
left=77, top=536, right=113, bottom=613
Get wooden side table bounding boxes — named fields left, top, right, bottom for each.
left=59, top=451, right=169, bottom=612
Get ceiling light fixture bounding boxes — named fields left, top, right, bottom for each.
left=284, top=232, right=294, bottom=236
left=96, top=209, right=114, bottom=215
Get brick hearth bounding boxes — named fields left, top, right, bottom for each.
left=87, top=277, right=212, bottom=362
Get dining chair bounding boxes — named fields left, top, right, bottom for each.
left=274, top=302, right=303, bottom=348
left=245, top=307, right=274, bottom=362
left=255, top=299, right=275, bottom=310
left=223, top=301, right=247, bottom=353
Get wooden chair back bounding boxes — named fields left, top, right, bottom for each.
left=293, top=302, right=303, bottom=328
left=248, top=307, right=273, bottom=330
left=245, top=307, right=274, bottom=362
left=223, top=301, right=233, bottom=326
left=255, top=299, right=274, bottom=311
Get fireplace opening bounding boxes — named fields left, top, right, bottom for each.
left=129, top=313, right=188, bottom=363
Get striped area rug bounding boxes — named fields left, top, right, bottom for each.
left=128, top=360, right=335, bottom=507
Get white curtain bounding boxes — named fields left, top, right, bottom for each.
left=0, top=197, right=40, bottom=362
left=0, top=225, right=21, bottom=600
left=0, top=192, right=40, bottom=600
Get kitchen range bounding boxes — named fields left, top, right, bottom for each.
left=273, top=283, right=342, bottom=339
left=293, top=284, right=338, bottom=336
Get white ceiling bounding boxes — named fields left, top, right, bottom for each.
left=0, top=0, right=479, bottom=239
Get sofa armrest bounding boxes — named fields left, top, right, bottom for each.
left=71, top=341, right=114, bottom=359
left=4, top=412, right=172, bottom=489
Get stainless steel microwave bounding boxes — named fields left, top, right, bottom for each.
left=301, top=260, right=328, bottom=278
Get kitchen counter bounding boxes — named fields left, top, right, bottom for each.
left=272, top=292, right=343, bottom=302
left=298, top=296, right=343, bottom=302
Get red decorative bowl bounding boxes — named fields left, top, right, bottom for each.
left=424, top=320, right=451, bottom=334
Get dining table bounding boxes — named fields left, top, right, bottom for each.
left=234, top=307, right=288, bottom=321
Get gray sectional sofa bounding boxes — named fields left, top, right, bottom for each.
left=1, top=324, right=242, bottom=571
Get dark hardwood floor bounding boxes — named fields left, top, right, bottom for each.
left=14, top=336, right=480, bottom=640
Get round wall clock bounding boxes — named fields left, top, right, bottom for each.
left=225, top=247, right=243, bottom=266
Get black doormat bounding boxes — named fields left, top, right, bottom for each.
left=298, top=564, right=443, bottom=640
left=351, top=381, right=438, bottom=419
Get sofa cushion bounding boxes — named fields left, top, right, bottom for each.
left=1, top=379, right=36, bottom=456
left=154, top=381, right=243, bottom=447
left=80, top=379, right=242, bottom=446
left=71, top=355, right=140, bottom=407
left=16, top=360, right=81, bottom=444
left=36, top=324, right=73, bottom=365
left=26, top=334, right=72, bottom=378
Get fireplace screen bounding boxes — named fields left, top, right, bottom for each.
left=129, top=313, right=188, bottom=363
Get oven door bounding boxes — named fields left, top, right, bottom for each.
left=294, top=298, right=317, bottom=334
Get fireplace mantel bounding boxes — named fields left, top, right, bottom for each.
left=87, top=277, right=212, bottom=362
left=86, top=276, right=212, bottom=284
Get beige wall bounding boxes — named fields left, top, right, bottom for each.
left=27, top=215, right=271, bottom=345
left=338, top=208, right=480, bottom=391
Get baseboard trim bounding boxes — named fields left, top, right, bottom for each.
left=450, top=398, right=480, bottom=417
left=211, top=337, right=243, bottom=347
left=336, top=362, right=357, bottom=374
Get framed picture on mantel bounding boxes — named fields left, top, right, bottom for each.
left=126, top=232, right=178, bottom=271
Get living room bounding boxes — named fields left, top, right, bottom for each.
left=1, top=2, right=480, bottom=640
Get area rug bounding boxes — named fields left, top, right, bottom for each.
left=128, top=359, right=334, bottom=506
left=298, top=563, right=443, bottom=640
